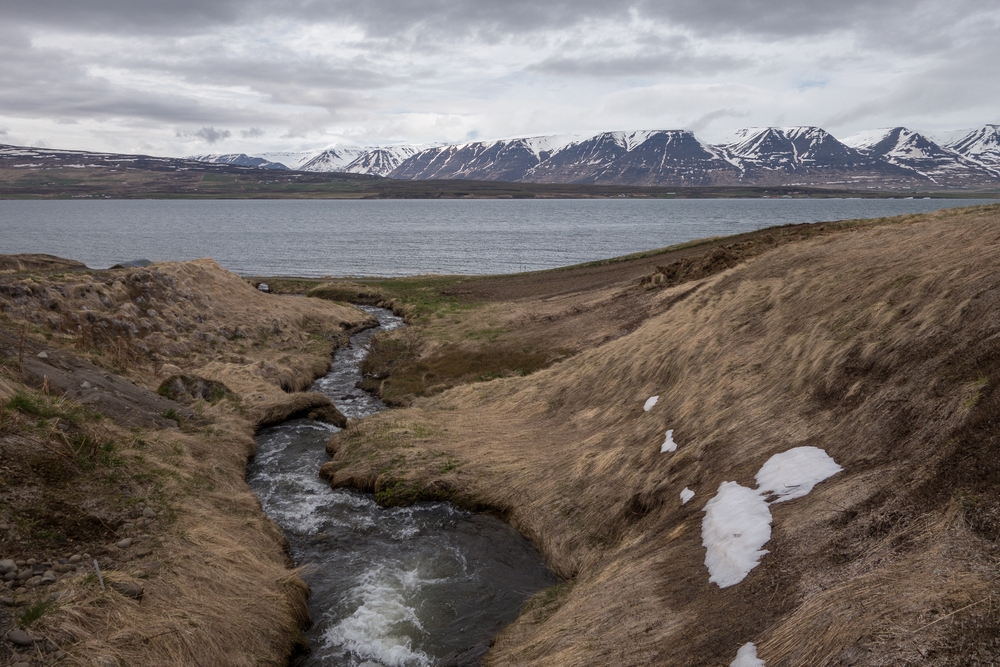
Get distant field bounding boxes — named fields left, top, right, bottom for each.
left=0, top=164, right=991, bottom=199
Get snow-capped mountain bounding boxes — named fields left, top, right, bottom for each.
left=298, top=146, right=420, bottom=176
left=390, top=136, right=580, bottom=181
left=180, top=124, right=1000, bottom=189
left=187, top=153, right=289, bottom=170
left=2, top=145, right=286, bottom=175
left=946, top=125, right=1000, bottom=171
left=189, top=145, right=423, bottom=176
left=522, top=130, right=739, bottom=186
left=256, top=151, right=316, bottom=171
left=719, top=127, right=880, bottom=172
left=340, top=147, right=421, bottom=176
left=843, top=127, right=996, bottom=187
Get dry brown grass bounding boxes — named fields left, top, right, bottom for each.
left=326, top=204, right=1000, bottom=666
left=0, top=258, right=374, bottom=666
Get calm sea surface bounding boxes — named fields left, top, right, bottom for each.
left=1, top=198, right=995, bottom=276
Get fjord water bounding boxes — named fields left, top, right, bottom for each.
left=247, top=307, right=558, bottom=667
left=1, top=198, right=995, bottom=276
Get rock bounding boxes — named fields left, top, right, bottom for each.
left=142, top=507, right=157, bottom=519
left=156, top=374, right=233, bottom=404
left=14, top=587, right=27, bottom=595
left=109, top=580, right=143, bottom=600
left=3, top=572, right=15, bottom=582
left=0, top=595, right=13, bottom=606
left=81, top=380, right=92, bottom=389
left=68, top=555, right=82, bottom=564
left=136, top=561, right=162, bottom=577
left=6, top=628, right=34, bottom=646
left=135, top=548, right=153, bottom=558
left=158, top=363, right=182, bottom=377
left=17, top=569, right=31, bottom=581
left=55, top=649, right=68, bottom=660
left=41, top=570, right=57, bottom=584
left=308, top=404, right=348, bottom=428
left=37, top=351, right=49, bottom=359
left=116, top=538, right=133, bottom=549
left=26, top=575, right=43, bottom=587
left=0, top=559, right=16, bottom=573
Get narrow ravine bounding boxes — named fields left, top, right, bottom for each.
left=248, top=306, right=558, bottom=667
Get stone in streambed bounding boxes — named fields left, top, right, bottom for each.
left=307, top=404, right=347, bottom=428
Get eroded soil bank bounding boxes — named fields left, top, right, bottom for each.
left=318, top=204, right=1000, bottom=666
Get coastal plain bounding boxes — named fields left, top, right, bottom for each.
left=1, top=203, right=999, bottom=666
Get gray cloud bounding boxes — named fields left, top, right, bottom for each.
left=3, top=0, right=993, bottom=44
left=0, top=0, right=996, bottom=154
left=194, top=127, right=232, bottom=143
left=686, top=109, right=748, bottom=134
left=527, top=52, right=748, bottom=78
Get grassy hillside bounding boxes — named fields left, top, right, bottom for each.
left=320, top=204, right=1000, bottom=666
left=0, top=258, right=373, bottom=666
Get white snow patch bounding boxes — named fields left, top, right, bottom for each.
left=680, top=487, right=695, bottom=504
left=519, top=134, right=583, bottom=158
left=841, top=128, right=894, bottom=150
left=660, top=429, right=677, bottom=453
left=701, top=482, right=771, bottom=588
left=755, top=446, right=842, bottom=503
left=730, top=642, right=765, bottom=667
left=643, top=396, right=658, bottom=412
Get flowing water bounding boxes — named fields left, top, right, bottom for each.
left=247, top=307, right=558, bottom=667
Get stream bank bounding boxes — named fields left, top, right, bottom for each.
left=248, top=307, right=558, bottom=667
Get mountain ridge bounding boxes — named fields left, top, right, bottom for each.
left=188, top=124, right=1000, bottom=190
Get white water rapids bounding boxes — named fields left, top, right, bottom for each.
left=247, top=307, right=558, bottom=667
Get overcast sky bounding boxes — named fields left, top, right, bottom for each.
left=2, top=0, right=998, bottom=156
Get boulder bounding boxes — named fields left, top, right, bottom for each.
left=157, top=374, right=234, bottom=404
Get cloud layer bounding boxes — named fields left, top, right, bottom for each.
left=1, top=0, right=998, bottom=155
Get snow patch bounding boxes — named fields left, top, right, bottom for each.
left=701, top=447, right=841, bottom=587
left=660, top=429, right=677, bottom=453
left=643, top=396, right=658, bottom=412
left=841, top=128, right=895, bottom=150
left=519, top=134, right=583, bottom=158
left=701, top=482, right=772, bottom=588
left=755, top=446, right=842, bottom=503
left=730, top=642, right=765, bottom=667
left=680, top=487, right=695, bottom=505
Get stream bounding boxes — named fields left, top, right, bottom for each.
left=247, top=306, right=559, bottom=667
